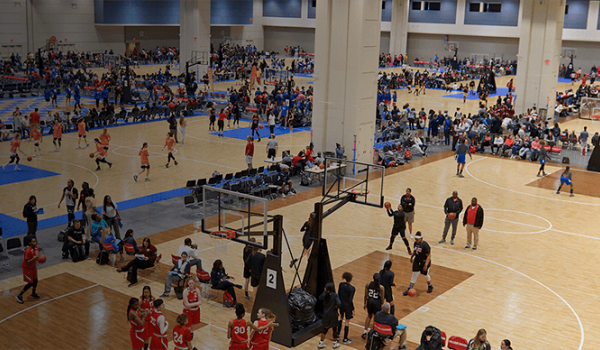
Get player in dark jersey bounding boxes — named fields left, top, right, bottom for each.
left=385, top=203, right=412, bottom=255
left=338, top=272, right=355, bottom=345
left=379, top=260, right=396, bottom=315
left=362, top=273, right=384, bottom=339
left=403, top=231, right=433, bottom=295
left=317, top=282, right=341, bottom=349
left=400, top=188, right=416, bottom=238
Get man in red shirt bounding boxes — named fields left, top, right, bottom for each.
left=462, top=197, right=484, bottom=250
left=245, top=136, right=254, bottom=169
left=29, top=107, right=41, bottom=130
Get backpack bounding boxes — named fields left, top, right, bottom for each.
left=223, top=290, right=234, bottom=308
left=300, top=172, right=310, bottom=186
left=419, top=325, right=443, bottom=350
left=57, top=230, right=66, bottom=242
left=96, top=251, right=109, bottom=265
left=404, top=149, right=412, bottom=160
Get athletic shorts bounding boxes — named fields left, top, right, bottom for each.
left=250, top=274, right=260, bottom=287
left=130, top=328, right=145, bottom=350
left=218, top=120, right=224, bottom=128
left=384, top=292, right=394, bottom=303
left=183, top=307, right=200, bottom=327
left=413, top=260, right=431, bottom=275
left=229, top=342, right=249, bottom=350
left=246, top=155, right=253, bottom=164
left=53, top=137, right=62, bottom=141
left=391, top=226, right=406, bottom=239
left=141, top=164, right=150, bottom=169
left=560, top=176, right=572, bottom=185
left=243, top=265, right=251, bottom=279
left=34, top=141, right=39, bottom=146
left=250, top=342, right=269, bottom=350
left=267, top=148, right=276, bottom=158
left=339, top=305, right=353, bottom=320
left=23, top=267, right=37, bottom=283
left=103, top=146, right=109, bottom=150
left=404, top=211, right=415, bottom=224
left=97, top=155, right=106, bottom=160
left=457, top=153, right=466, bottom=164
left=366, top=301, right=382, bottom=315
left=78, top=133, right=86, bottom=137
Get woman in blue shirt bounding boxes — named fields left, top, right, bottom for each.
left=102, top=227, right=125, bottom=261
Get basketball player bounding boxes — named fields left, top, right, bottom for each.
left=243, top=238, right=255, bottom=300
left=149, top=299, right=169, bottom=350
left=163, top=132, right=178, bottom=168
left=403, top=232, right=433, bottom=296
left=2, top=133, right=26, bottom=171
left=208, top=104, right=216, bottom=131
left=182, top=280, right=201, bottom=328
left=16, top=237, right=41, bottom=304
left=99, top=127, right=111, bottom=152
left=338, top=272, right=355, bottom=345
left=173, top=314, right=196, bottom=350
left=249, top=112, right=263, bottom=142
left=227, top=303, right=276, bottom=350
left=362, top=273, right=384, bottom=340
left=140, top=286, right=155, bottom=349
left=217, top=108, right=226, bottom=137
left=455, top=138, right=472, bottom=177
left=31, top=125, right=43, bottom=157
left=557, top=166, right=574, bottom=197
left=77, top=117, right=89, bottom=149
left=385, top=204, right=411, bottom=255
left=289, top=212, right=316, bottom=268
left=249, top=308, right=276, bottom=350
left=400, top=188, right=416, bottom=238
left=92, top=138, right=113, bottom=171
left=318, top=282, right=342, bottom=349
left=52, top=120, right=63, bottom=151
left=128, top=297, right=148, bottom=350
left=379, top=260, right=397, bottom=315
left=134, top=142, right=150, bottom=182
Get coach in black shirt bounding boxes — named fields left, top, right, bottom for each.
left=400, top=188, right=416, bottom=238
left=62, top=220, right=85, bottom=260
left=374, top=303, right=408, bottom=350
left=439, top=190, right=463, bottom=244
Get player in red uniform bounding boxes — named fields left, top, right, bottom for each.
left=128, top=297, right=148, bottom=350
left=227, top=304, right=277, bottom=350
left=31, top=125, right=43, bottom=157
left=134, top=142, right=150, bottom=182
left=52, top=120, right=63, bottom=152
left=173, top=314, right=196, bottom=350
left=182, top=279, right=201, bottom=328
left=77, top=117, right=89, bottom=148
left=3, top=133, right=27, bottom=171
left=149, top=299, right=169, bottom=350
left=16, top=237, right=41, bottom=303
left=140, top=286, right=155, bottom=348
left=249, top=308, right=276, bottom=350
left=93, top=138, right=113, bottom=171
left=163, top=132, right=178, bottom=168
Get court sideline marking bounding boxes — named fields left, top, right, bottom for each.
left=0, top=283, right=99, bottom=325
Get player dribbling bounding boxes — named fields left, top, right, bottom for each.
left=16, top=237, right=41, bottom=303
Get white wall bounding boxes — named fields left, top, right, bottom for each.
left=380, top=32, right=390, bottom=54
left=124, top=26, right=179, bottom=50
left=407, top=33, right=519, bottom=62
left=264, top=26, right=315, bottom=53
left=0, top=1, right=28, bottom=58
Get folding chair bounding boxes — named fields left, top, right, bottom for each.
left=448, top=336, right=468, bottom=350
left=185, top=180, right=197, bottom=190
left=102, top=243, right=118, bottom=266
left=124, top=243, right=137, bottom=256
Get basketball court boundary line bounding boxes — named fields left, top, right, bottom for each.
left=0, top=283, right=99, bottom=325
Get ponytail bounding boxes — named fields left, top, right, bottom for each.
left=127, top=297, right=139, bottom=320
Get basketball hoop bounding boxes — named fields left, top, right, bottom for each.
left=209, top=230, right=237, bottom=255
left=350, top=189, right=371, bottom=196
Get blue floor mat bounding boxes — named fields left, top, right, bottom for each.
left=0, top=164, right=60, bottom=186
left=209, top=125, right=310, bottom=140
left=442, top=87, right=513, bottom=100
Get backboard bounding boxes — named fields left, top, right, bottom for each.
left=446, top=41, right=459, bottom=53
left=191, top=51, right=209, bottom=65
left=321, top=158, right=385, bottom=208
left=562, top=48, right=577, bottom=59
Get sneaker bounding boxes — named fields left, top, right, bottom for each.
left=438, top=239, right=446, bottom=243
left=128, top=282, right=138, bottom=288
left=244, top=295, right=251, bottom=300
left=427, top=285, right=433, bottom=293
left=174, top=161, right=178, bottom=166
left=386, top=245, right=393, bottom=250
left=62, top=254, right=70, bottom=260
left=542, top=172, right=547, bottom=176
left=410, top=234, right=414, bottom=240
left=133, top=174, right=138, bottom=182
left=400, top=347, right=409, bottom=350
left=108, top=163, right=112, bottom=169
left=556, top=190, right=560, bottom=194
left=464, top=245, right=470, bottom=249
left=333, top=342, right=340, bottom=349
left=16, top=295, right=24, bottom=304
left=407, top=247, right=412, bottom=255
left=31, top=293, right=40, bottom=299
left=95, top=167, right=101, bottom=171
left=289, top=190, right=296, bottom=196
left=86, top=143, right=90, bottom=147
left=145, top=178, right=151, bottom=182
left=361, top=333, right=367, bottom=340
left=159, top=293, right=169, bottom=298
left=1, top=165, right=5, bottom=170
left=85, top=256, right=91, bottom=260
left=14, top=166, right=20, bottom=171
left=450, top=239, right=454, bottom=245
left=472, top=246, right=477, bottom=251
left=318, top=341, right=326, bottom=349
left=537, top=174, right=542, bottom=177
left=120, top=257, right=126, bottom=261
left=342, top=339, right=352, bottom=345
left=458, top=173, right=464, bottom=177
left=570, top=193, right=574, bottom=197
left=280, top=193, right=286, bottom=198
left=235, top=284, right=243, bottom=289
left=164, top=164, right=169, bottom=169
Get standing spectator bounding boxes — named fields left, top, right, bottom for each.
left=439, top=191, right=463, bottom=244
left=13, top=107, right=24, bottom=139
left=454, top=138, right=472, bottom=177
left=167, top=113, right=178, bottom=143
left=463, top=198, right=484, bottom=250
left=379, top=260, right=397, bottom=315
left=103, top=195, right=121, bottom=239
left=580, top=126, right=589, bottom=150
left=58, top=179, right=78, bottom=228
left=179, top=114, right=187, bottom=145
left=403, top=232, right=433, bottom=295
left=266, top=134, right=278, bottom=159
left=467, top=329, right=491, bottom=350
left=246, top=245, right=266, bottom=299
left=335, top=143, right=345, bottom=159
left=23, top=195, right=40, bottom=240
left=245, top=136, right=254, bottom=169
left=401, top=188, right=416, bottom=238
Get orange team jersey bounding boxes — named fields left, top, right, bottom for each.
left=10, top=138, right=20, bottom=154
left=231, top=318, right=248, bottom=345
left=139, top=148, right=149, bottom=165
left=251, top=319, right=271, bottom=345
left=31, top=129, right=42, bottom=142
left=129, top=309, right=146, bottom=350
left=99, top=133, right=110, bottom=146
left=165, top=137, right=175, bottom=151
left=173, top=324, right=192, bottom=350
left=78, top=122, right=86, bottom=135
left=53, top=124, right=63, bottom=138
left=96, top=144, right=107, bottom=157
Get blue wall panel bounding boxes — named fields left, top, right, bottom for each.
left=308, top=0, right=316, bottom=19
left=382, top=0, right=392, bottom=22
left=564, top=0, right=588, bottom=29
left=463, top=0, right=519, bottom=27
left=94, top=0, right=253, bottom=25
left=263, top=0, right=302, bottom=18
left=408, top=0, right=457, bottom=24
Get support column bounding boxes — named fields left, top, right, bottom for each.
left=515, top=0, right=565, bottom=114
left=228, top=0, right=264, bottom=49
left=180, top=0, right=210, bottom=77
left=389, top=0, right=409, bottom=57
left=313, top=0, right=381, bottom=164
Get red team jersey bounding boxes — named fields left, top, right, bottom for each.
left=250, top=319, right=271, bottom=350
left=129, top=309, right=145, bottom=349
left=149, top=309, right=168, bottom=350
left=22, top=246, right=39, bottom=283
left=172, top=324, right=192, bottom=350
left=140, top=296, right=154, bottom=340
left=53, top=124, right=63, bottom=138
left=183, top=288, right=200, bottom=327
left=230, top=318, right=249, bottom=350
left=10, top=138, right=20, bottom=154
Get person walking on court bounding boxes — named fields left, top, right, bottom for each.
left=179, top=114, right=187, bottom=145
left=455, top=138, right=472, bottom=177
left=58, top=179, right=78, bottom=227
left=439, top=191, right=463, bottom=244
left=163, top=132, right=178, bottom=168
left=245, top=136, right=254, bottom=169
left=317, top=282, right=342, bottom=349
left=77, top=117, right=89, bottom=149
left=2, top=133, right=26, bottom=171
left=557, top=166, right=574, bottom=197
left=168, top=113, right=178, bottom=143
left=536, top=140, right=550, bottom=177
left=134, top=142, right=150, bottom=182
left=463, top=197, right=484, bottom=250
left=92, top=138, right=113, bottom=171
left=338, top=272, right=355, bottom=345
left=362, top=273, right=384, bottom=339
left=379, top=260, right=397, bottom=316
left=403, top=232, right=433, bottom=295
left=16, top=237, right=41, bottom=304
left=400, top=188, right=416, bottom=238
left=385, top=204, right=411, bottom=255
left=52, top=120, right=63, bottom=151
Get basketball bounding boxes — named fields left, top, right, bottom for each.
left=448, top=213, right=456, bottom=220
left=319, top=164, right=325, bottom=169
left=27, top=156, right=32, bottom=162
left=37, top=254, right=47, bottom=264
left=384, top=202, right=392, bottom=209
left=407, top=288, right=417, bottom=297
left=89, top=153, right=95, bottom=158
left=259, top=125, right=263, bottom=129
